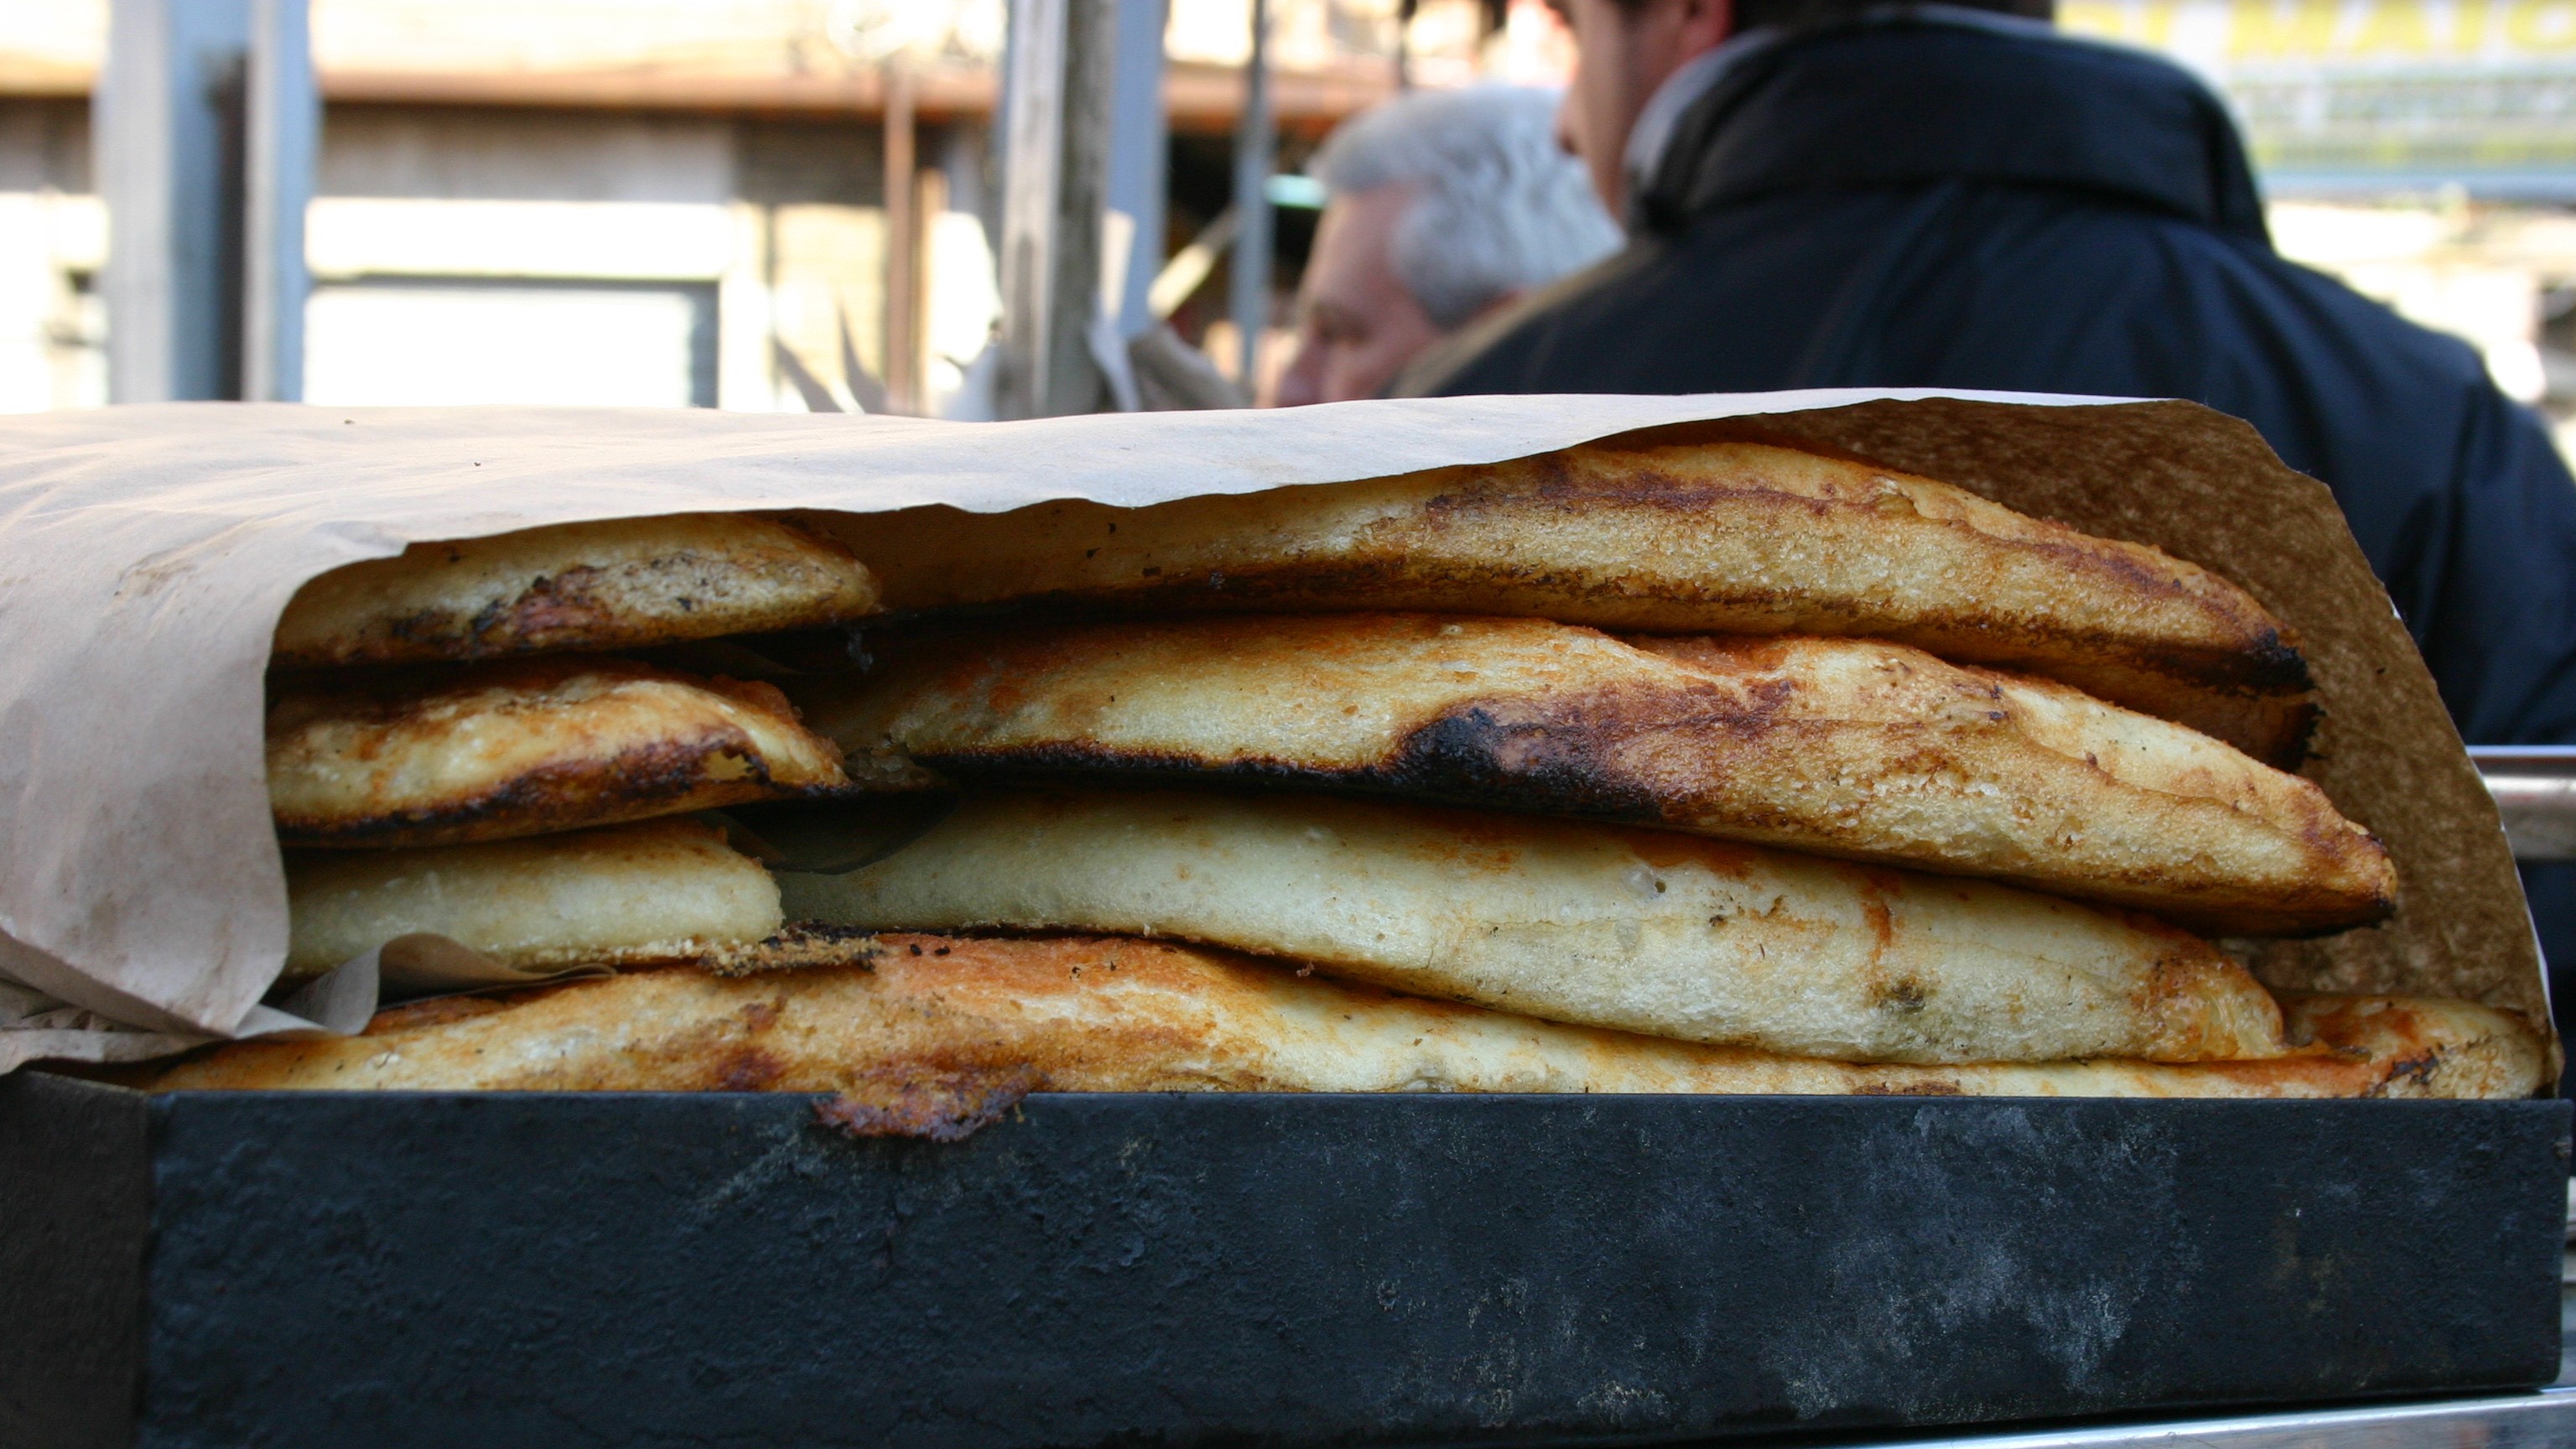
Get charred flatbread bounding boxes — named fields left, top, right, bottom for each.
left=799, top=615, right=2391, bottom=935
left=269, top=657, right=851, bottom=848
left=143, top=935, right=2543, bottom=1099
left=771, top=789, right=2287, bottom=1065
left=830, top=441, right=2316, bottom=764
left=273, top=512, right=879, bottom=669
left=283, top=818, right=783, bottom=979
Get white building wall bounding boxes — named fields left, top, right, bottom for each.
left=0, top=91, right=1001, bottom=414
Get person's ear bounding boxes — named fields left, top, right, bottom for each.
left=1679, top=0, right=1733, bottom=47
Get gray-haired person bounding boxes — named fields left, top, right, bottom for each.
left=1272, top=85, right=1620, bottom=407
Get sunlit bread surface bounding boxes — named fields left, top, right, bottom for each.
left=827, top=442, right=2315, bottom=764
left=775, top=789, right=2286, bottom=1066
left=283, top=818, right=783, bottom=979
left=268, top=656, right=850, bottom=848
left=272, top=512, right=880, bottom=668
left=145, top=936, right=2542, bottom=1099
left=798, top=615, right=2391, bottom=936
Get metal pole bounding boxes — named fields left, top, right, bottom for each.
left=883, top=59, right=917, bottom=414
left=242, top=0, right=314, bottom=402
left=98, top=0, right=251, bottom=402
left=1229, top=0, right=1273, bottom=393
left=1104, top=0, right=1169, bottom=340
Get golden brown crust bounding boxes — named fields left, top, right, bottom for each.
left=797, top=615, right=2390, bottom=935
left=830, top=442, right=2315, bottom=764
left=272, top=512, right=880, bottom=669
left=267, top=657, right=852, bottom=848
left=775, top=789, right=2288, bottom=1065
left=139, top=934, right=2543, bottom=1098
left=283, top=818, right=786, bottom=977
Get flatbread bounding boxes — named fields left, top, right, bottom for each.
left=799, top=615, right=2390, bottom=935
left=283, top=818, right=783, bottom=979
left=828, top=441, right=2316, bottom=764
left=269, top=657, right=852, bottom=848
left=138, top=935, right=2543, bottom=1098
left=272, top=512, right=880, bottom=669
left=773, top=789, right=2285, bottom=1065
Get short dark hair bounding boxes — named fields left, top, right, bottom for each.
left=1737, top=0, right=2050, bottom=27
left=1560, top=0, right=2054, bottom=33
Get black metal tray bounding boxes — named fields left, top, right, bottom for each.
left=3, top=1072, right=2566, bottom=1449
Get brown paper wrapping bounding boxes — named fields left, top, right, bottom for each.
left=0, top=392, right=2546, bottom=1083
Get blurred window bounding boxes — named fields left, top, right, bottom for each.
left=302, top=277, right=717, bottom=408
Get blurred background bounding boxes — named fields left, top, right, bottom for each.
left=7, top=0, right=2576, bottom=449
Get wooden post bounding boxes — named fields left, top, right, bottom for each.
left=995, top=0, right=1114, bottom=419
left=1229, top=0, right=1274, bottom=393
left=882, top=59, right=917, bottom=415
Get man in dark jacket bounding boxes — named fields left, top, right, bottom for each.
left=1401, top=0, right=2576, bottom=1070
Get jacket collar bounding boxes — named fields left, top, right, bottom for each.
left=1637, top=9, right=2272, bottom=245
left=1619, top=27, right=1783, bottom=221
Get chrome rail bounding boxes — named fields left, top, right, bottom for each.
left=1835, top=1389, right=2576, bottom=1449
left=2471, top=745, right=2576, bottom=863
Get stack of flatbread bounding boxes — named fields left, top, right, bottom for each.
left=148, top=441, right=2546, bottom=1098
left=259, top=512, right=875, bottom=980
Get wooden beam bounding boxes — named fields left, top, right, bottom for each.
left=880, top=59, right=917, bottom=416
left=0, top=59, right=1395, bottom=131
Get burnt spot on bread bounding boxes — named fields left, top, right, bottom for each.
left=1872, top=978, right=1930, bottom=1015
left=703, top=923, right=885, bottom=977
left=2376, top=1051, right=2444, bottom=1093
left=812, top=1063, right=1043, bottom=1143
left=1370, top=704, right=1669, bottom=823
left=901, top=683, right=1732, bottom=834
left=475, top=566, right=616, bottom=654
left=714, top=1045, right=785, bottom=1091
